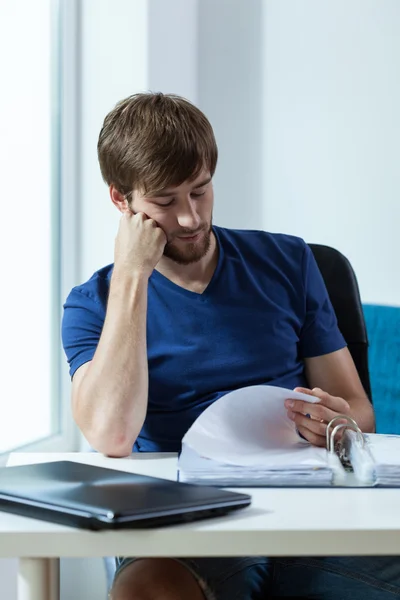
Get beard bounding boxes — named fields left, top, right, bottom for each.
left=163, top=221, right=213, bottom=265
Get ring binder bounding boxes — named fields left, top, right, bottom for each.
left=326, top=415, right=363, bottom=452
left=178, top=385, right=400, bottom=488
left=326, top=415, right=364, bottom=465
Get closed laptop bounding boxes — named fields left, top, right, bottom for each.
left=0, top=461, right=251, bottom=530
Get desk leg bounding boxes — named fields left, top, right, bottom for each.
left=18, top=558, right=60, bottom=600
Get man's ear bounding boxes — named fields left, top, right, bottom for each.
left=110, top=185, right=131, bottom=214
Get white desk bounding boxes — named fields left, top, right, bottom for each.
left=2, top=452, right=400, bottom=600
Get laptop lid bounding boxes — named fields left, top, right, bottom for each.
left=0, top=461, right=251, bottom=530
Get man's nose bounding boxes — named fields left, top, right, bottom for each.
left=176, top=199, right=201, bottom=230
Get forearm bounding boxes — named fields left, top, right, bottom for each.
left=347, top=395, right=376, bottom=433
left=74, top=270, right=149, bottom=456
left=304, top=349, right=376, bottom=435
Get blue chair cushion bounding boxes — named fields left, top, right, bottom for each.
left=363, top=304, right=400, bottom=434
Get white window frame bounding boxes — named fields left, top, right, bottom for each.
left=1, top=0, right=81, bottom=458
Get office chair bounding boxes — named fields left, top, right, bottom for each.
left=308, top=243, right=372, bottom=402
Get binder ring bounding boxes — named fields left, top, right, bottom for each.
left=326, top=415, right=364, bottom=453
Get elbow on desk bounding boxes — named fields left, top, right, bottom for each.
left=88, top=432, right=136, bottom=458
left=72, top=402, right=141, bottom=457
left=77, top=420, right=138, bottom=458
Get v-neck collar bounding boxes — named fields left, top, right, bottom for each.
left=150, top=226, right=224, bottom=299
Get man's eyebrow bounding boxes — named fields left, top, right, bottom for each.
left=151, top=177, right=212, bottom=198
left=192, top=177, right=212, bottom=189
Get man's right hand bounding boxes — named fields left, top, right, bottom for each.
left=114, top=211, right=167, bottom=278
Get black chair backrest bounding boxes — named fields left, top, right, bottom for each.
left=308, top=243, right=372, bottom=402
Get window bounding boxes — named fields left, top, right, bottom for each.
left=0, top=0, right=79, bottom=453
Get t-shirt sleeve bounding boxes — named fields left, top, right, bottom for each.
left=61, top=288, right=105, bottom=378
left=298, top=244, right=346, bottom=358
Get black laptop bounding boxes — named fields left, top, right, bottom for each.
left=0, top=461, right=251, bottom=530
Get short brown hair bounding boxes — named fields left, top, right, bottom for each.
left=97, top=92, right=218, bottom=197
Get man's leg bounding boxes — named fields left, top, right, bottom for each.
left=110, top=556, right=271, bottom=600
left=272, top=556, right=400, bottom=599
left=109, top=558, right=207, bottom=600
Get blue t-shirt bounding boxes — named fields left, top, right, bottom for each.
left=62, top=226, right=346, bottom=452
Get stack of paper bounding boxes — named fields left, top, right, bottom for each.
left=345, top=431, right=400, bottom=486
left=178, top=385, right=344, bottom=486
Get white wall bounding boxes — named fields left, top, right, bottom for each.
left=148, top=0, right=198, bottom=101
left=198, top=0, right=265, bottom=229
left=263, top=0, right=400, bottom=305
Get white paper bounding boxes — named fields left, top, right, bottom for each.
left=346, top=431, right=400, bottom=485
left=365, top=434, right=400, bottom=466
left=182, top=385, right=323, bottom=467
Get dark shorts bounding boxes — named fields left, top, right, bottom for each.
left=113, top=555, right=400, bottom=599
left=114, top=556, right=268, bottom=599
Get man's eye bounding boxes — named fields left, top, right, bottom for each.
left=191, top=191, right=206, bottom=198
left=157, top=199, right=174, bottom=207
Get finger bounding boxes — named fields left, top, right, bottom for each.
left=309, top=388, right=350, bottom=413
left=133, top=211, right=148, bottom=220
left=285, top=394, right=350, bottom=417
left=289, top=410, right=348, bottom=441
left=287, top=401, right=347, bottom=425
left=292, top=387, right=350, bottom=414
left=293, top=387, right=314, bottom=396
left=121, top=208, right=133, bottom=218
left=290, top=410, right=330, bottom=435
left=296, top=424, right=326, bottom=447
left=285, top=388, right=320, bottom=413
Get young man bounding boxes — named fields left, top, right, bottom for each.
left=62, top=93, right=397, bottom=599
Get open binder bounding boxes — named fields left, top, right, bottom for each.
left=177, top=385, right=400, bottom=488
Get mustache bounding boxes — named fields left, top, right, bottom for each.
left=172, top=226, right=206, bottom=238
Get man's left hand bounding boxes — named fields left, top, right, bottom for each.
left=284, top=387, right=351, bottom=447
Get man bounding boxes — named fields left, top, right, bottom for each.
left=62, top=93, right=398, bottom=599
